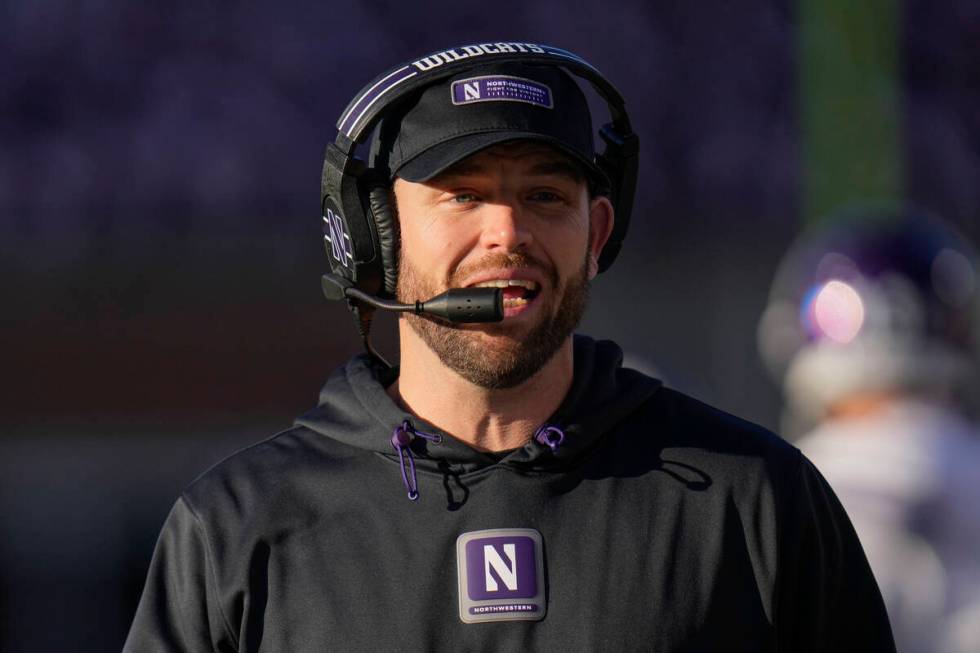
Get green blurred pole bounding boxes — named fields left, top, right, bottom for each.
left=799, top=0, right=902, bottom=224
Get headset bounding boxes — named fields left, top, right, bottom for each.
left=319, top=42, right=639, bottom=361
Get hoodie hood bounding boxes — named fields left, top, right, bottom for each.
left=295, top=335, right=662, bottom=477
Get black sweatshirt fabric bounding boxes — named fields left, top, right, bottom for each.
left=125, top=336, right=894, bottom=652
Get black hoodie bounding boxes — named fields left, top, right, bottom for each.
left=125, top=336, right=894, bottom=652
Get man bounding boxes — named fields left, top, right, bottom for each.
left=126, top=45, right=894, bottom=651
left=758, top=206, right=980, bottom=653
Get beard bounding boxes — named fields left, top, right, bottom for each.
left=396, top=250, right=590, bottom=389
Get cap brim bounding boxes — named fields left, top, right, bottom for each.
left=394, top=131, right=609, bottom=189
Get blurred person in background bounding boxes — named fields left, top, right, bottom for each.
left=758, top=204, right=980, bottom=653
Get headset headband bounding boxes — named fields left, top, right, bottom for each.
left=334, top=43, right=632, bottom=148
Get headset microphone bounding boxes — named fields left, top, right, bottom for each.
left=321, top=274, right=504, bottom=323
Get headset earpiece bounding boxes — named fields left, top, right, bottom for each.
left=320, top=144, right=383, bottom=297
left=595, top=122, right=639, bottom=273
left=365, top=176, right=399, bottom=296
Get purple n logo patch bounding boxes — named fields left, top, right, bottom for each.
left=451, top=75, right=553, bottom=109
left=456, top=528, right=546, bottom=623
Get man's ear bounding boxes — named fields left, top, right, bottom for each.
left=587, top=196, right=615, bottom=279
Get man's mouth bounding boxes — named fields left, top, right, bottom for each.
left=471, top=279, right=541, bottom=309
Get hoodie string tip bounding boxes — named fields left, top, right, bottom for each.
left=391, top=421, right=440, bottom=501
left=534, top=424, right=566, bottom=452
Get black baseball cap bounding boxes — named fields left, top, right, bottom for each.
left=374, top=62, right=609, bottom=189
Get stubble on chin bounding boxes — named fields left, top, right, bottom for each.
left=396, top=251, right=589, bottom=389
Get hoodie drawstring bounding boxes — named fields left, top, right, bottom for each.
left=534, top=424, right=565, bottom=452
left=391, top=420, right=442, bottom=501
left=391, top=421, right=564, bottom=500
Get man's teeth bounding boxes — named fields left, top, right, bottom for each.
left=471, top=279, right=538, bottom=309
left=472, top=279, right=539, bottom=291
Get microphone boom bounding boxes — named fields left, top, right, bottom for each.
left=321, top=274, right=504, bottom=323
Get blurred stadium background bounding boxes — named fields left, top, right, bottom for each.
left=1, top=0, right=978, bottom=649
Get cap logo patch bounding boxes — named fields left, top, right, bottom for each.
left=456, top=528, right=546, bottom=623
left=451, top=75, right=553, bottom=109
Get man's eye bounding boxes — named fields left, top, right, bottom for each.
left=452, top=193, right=479, bottom=203
left=529, top=191, right=561, bottom=202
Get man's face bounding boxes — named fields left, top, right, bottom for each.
left=393, top=141, right=613, bottom=389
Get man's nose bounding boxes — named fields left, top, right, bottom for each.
left=478, top=202, right=533, bottom=252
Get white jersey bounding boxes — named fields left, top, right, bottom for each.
left=799, top=399, right=980, bottom=653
